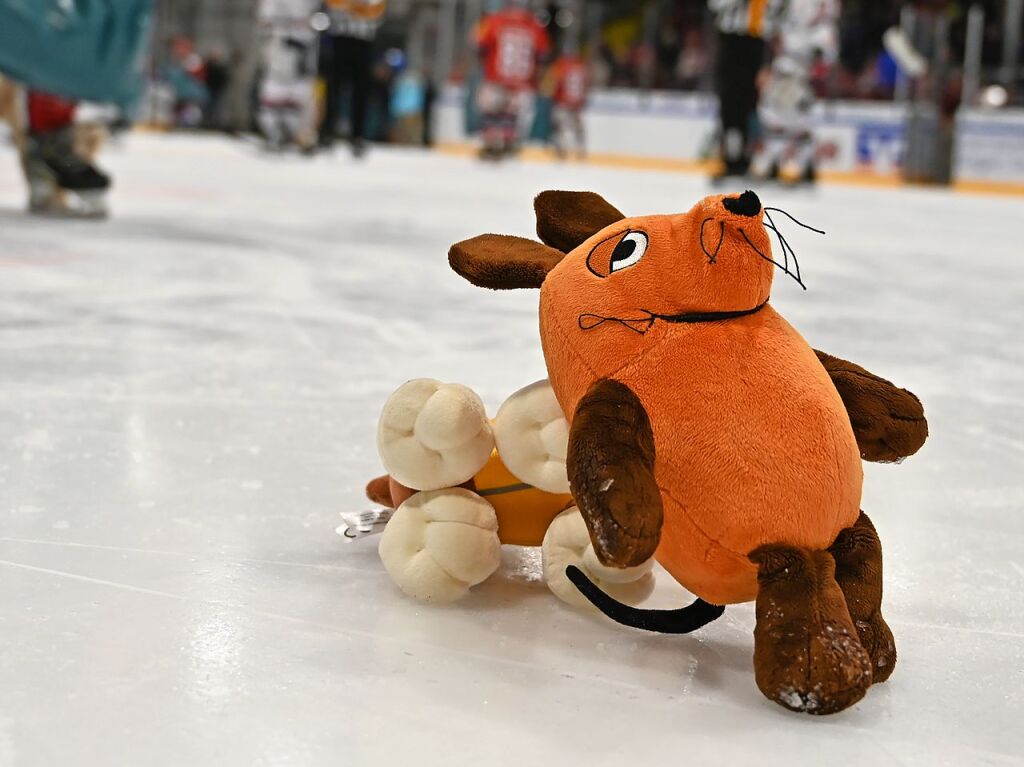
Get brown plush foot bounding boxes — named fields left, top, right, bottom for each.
left=750, top=545, right=873, bottom=715
left=830, top=512, right=897, bottom=683
left=366, top=475, right=394, bottom=507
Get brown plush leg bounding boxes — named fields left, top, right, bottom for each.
left=568, top=378, right=662, bottom=568
left=829, top=511, right=896, bottom=683
left=750, top=545, right=873, bottom=715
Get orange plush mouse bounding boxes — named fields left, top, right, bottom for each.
left=448, top=190, right=928, bottom=715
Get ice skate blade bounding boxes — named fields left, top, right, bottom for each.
left=29, top=206, right=109, bottom=220
left=29, top=193, right=109, bottom=220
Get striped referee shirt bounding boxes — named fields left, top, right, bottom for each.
left=325, top=0, right=385, bottom=40
left=709, top=0, right=787, bottom=39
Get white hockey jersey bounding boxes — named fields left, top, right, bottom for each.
left=777, top=0, right=840, bottom=68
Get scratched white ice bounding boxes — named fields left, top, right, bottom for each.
left=1, top=134, right=1022, bottom=766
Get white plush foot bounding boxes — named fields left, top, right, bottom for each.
left=493, top=379, right=570, bottom=494
left=377, top=379, right=495, bottom=491
left=378, top=488, right=501, bottom=603
left=542, top=507, right=655, bottom=609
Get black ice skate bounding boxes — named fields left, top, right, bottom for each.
left=24, top=127, right=111, bottom=218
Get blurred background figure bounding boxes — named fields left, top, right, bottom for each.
left=365, top=47, right=402, bottom=142
left=0, top=0, right=152, bottom=217
left=474, top=0, right=551, bottom=160
left=202, top=46, right=233, bottom=130
left=319, top=0, right=388, bottom=157
left=750, top=0, right=840, bottom=185
left=257, top=0, right=322, bottom=152
left=389, top=49, right=429, bottom=145
left=709, top=0, right=787, bottom=181
left=166, top=36, right=211, bottom=128
left=676, top=27, right=710, bottom=91
left=545, top=39, right=588, bottom=160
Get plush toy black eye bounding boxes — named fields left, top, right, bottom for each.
left=609, top=232, right=648, bottom=272
left=587, top=230, right=649, bottom=278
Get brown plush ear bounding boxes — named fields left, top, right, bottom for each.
left=449, top=234, right=565, bottom=289
left=534, top=190, right=626, bottom=253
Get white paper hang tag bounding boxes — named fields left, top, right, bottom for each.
left=337, top=508, right=393, bottom=541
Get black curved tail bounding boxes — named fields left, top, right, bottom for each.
left=566, top=565, right=725, bottom=634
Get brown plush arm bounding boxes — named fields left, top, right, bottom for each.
left=568, top=378, right=663, bottom=568
left=815, top=350, right=928, bottom=463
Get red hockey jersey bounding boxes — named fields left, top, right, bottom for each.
left=476, top=8, right=551, bottom=90
left=551, top=54, right=588, bottom=109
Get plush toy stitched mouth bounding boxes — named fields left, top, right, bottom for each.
left=700, top=217, right=725, bottom=264
left=577, top=299, right=769, bottom=335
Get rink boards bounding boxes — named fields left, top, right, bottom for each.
left=436, top=84, right=1024, bottom=194
left=953, top=108, right=1024, bottom=195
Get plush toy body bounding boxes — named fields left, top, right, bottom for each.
left=447, top=189, right=928, bottom=715
left=473, top=450, right=574, bottom=545
left=369, top=446, right=575, bottom=547
left=543, top=291, right=862, bottom=605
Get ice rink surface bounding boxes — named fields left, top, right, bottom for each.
left=1, top=134, right=1022, bottom=766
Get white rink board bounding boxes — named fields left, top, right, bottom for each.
left=1, top=134, right=1023, bottom=766
left=954, top=107, right=1024, bottom=185
left=437, top=85, right=909, bottom=177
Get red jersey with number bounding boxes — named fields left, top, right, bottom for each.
left=476, top=8, right=551, bottom=90
left=551, top=55, right=588, bottom=109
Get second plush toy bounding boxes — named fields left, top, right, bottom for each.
left=368, top=378, right=655, bottom=607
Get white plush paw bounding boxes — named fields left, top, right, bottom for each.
left=377, top=379, right=495, bottom=491
left=378, top=488, right=501, bottom=603
left=493, top=379, right=570, bottom=494
left=542, top=507, right=655, bottom=609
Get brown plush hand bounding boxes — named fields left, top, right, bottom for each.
left=815, top=351, right=929, bottom=463
left=568, top=378, right=663, bottom=568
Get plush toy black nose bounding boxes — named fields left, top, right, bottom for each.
left=722, top=190, right=761, bottom=217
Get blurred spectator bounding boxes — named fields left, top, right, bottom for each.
left=366, top=48, right=401, bottom=141
left=203, top=47, right=231, bottom=129
left=676, top=28, right=709, bottom=91
left=390, top=60, right=427, bottom=145
left=656, top=24, right=682, bottom=89
left=166, top=37, right=209, bottom=127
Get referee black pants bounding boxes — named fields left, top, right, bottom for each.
left=320, top=34, right=373, bottom=144
left=716, top=31, right=765, bottom=174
